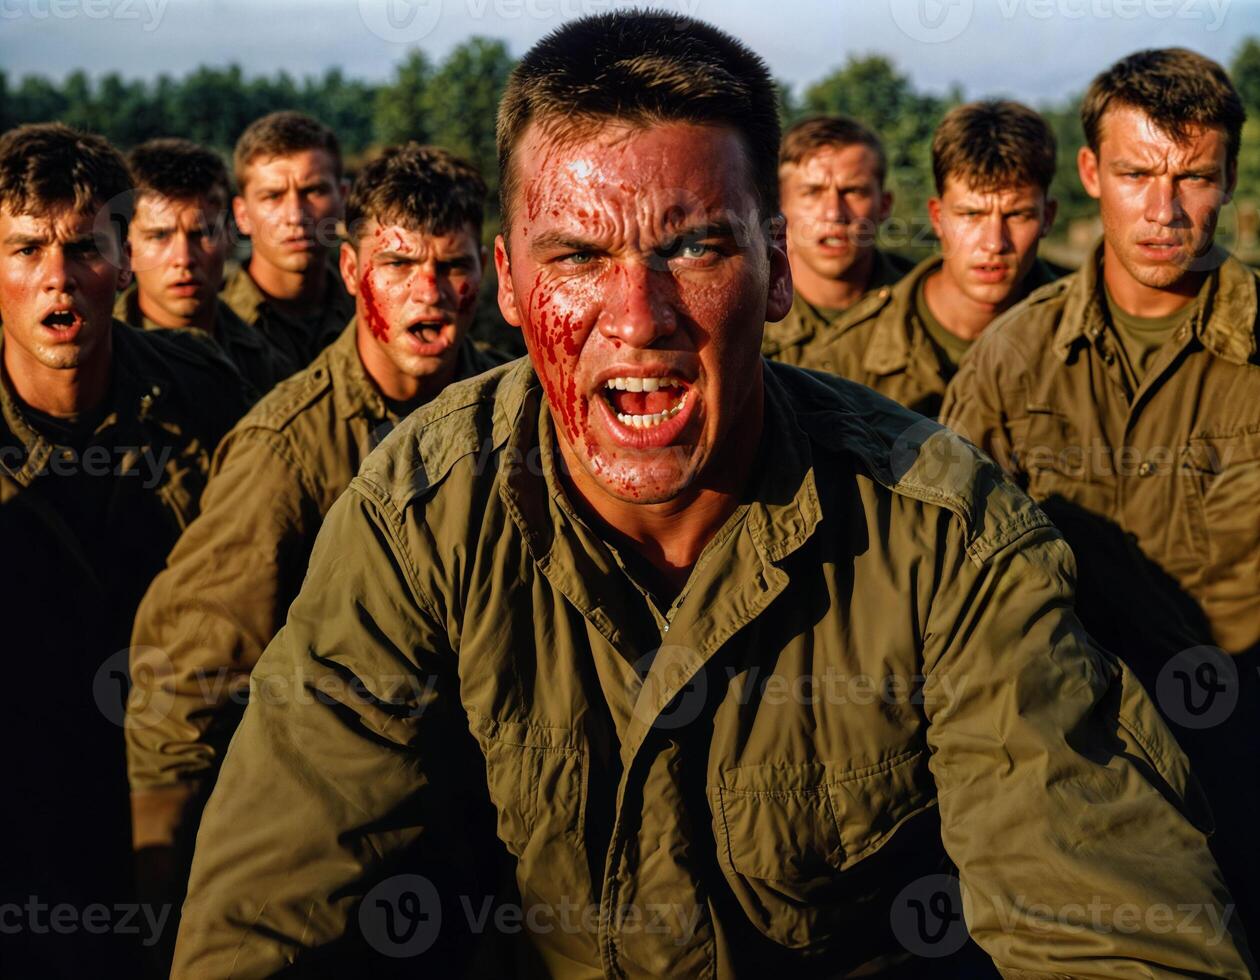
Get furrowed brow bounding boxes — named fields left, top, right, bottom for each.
left=4, top=233, right=46, bottom=247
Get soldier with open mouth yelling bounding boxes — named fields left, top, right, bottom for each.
left=174, top=14, right=1251, bottom=979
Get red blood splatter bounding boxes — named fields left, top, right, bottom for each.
left=360, top=266, right=389, bottom=341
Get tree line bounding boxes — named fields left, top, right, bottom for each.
left=6, top=35, right=1260, bottom=246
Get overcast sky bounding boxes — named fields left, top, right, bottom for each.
left=2, top=0, right=1258, bottom=105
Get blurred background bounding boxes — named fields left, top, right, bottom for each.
left=5, top=0, right=1260, bottom=349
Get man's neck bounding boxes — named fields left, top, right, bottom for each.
left=357, top=334, right=460, bottom=410
left=922, top=267, right=1007, bottom=342
left=1101, top=241, right=1204, bottom=319
left=555, top=389, right=763, bottom=599
left=138, top=290, right=218, bottom=335
left=792, top=248, right=875, bottom=313
left=3, top=332, right=112, bottom=419
left=248, top=253, right=328, bottom=314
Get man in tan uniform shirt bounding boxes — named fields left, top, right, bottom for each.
left=173, top=18, right=1251, bottom=978
left=942, top=48, right=1260, bottom=951
left=222, top=111, right=354, bottom=367
left=782, top=101, right=1062, bottom=416
left=117, top=137, right=296, bottom=398
left=127, top=148, right=509, bottom=968
left=762, top=115, right=912, bottom=368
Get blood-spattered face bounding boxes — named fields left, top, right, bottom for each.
left=340, top=219, right=482, bottom=400
left=496, top=121, right=792, bottom=505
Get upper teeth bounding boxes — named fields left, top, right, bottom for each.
left=604, top=376, right=682, bottom=392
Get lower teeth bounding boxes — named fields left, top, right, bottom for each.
left=615, top=393, right=687, bottom=429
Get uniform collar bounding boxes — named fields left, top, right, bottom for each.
left=0, top=320, right=172, bottom=483
left=861, top=254, right=941, bottom=376
left=116, top=282, right=266, bottom=352
left=1055, top=241, right=1258, bottom=365
left=763, top=248, right=906, bottom=355
left=497, top=361, right=823, bottom=609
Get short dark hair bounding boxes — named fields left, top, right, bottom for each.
left=780, top=116, right=888, bottom=186
left=0, top=122, right=133, bottom=242
left=128, top=138, right=232, bottom=209
left=344, top=143, right=486, bottom=247
left=931, top=100, right=1056, bottom=195
left=496, top=11, right=780, bottom=234
left=233, top=111, right=342, bottom=190
left=1081, top=48, right=1245, bottom=168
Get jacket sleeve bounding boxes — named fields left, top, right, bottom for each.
left=127, top=426, right=321, bottom=851
left=170, top=480, right=490, bottom=978
left=920, top=479, right=1254, bottom=977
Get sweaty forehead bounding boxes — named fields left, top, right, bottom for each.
left=510, top=120, right=758, bottom=236
left=359, top=218, right=478, bottom=255
left=1, top=203, right=98, bottom=238
left=1099, top=106, right=1228, bottom=165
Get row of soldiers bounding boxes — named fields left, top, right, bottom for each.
left=0, top=22, right=1257, bottom=977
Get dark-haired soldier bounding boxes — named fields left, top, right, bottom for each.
left=118, top=138, right=296, bottom=396
left=0, top=124, right=248, bottom=976
left=222, top=110, right=353, bottom=367
left=943, top=48, right=1260, bottom=949
left=803, top=101, right=1060, bottom=415
left=175, top=15, right=1250, bottom=978
left=763, top=115, right=911, bottom=367
left=126, top=146, right=507, bottom=949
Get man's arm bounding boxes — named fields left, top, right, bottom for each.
left=170, top=481, right=490, bottom=977
left=127, top=427, right=320, bottom=853
left=921, top=479, right=1253, bottom=976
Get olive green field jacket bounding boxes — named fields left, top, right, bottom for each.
left=173, top=358, right=1251, bottom=978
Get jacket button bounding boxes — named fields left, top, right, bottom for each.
left=1102, top=350, right=1116, bottom=365
left=1138, top=461, right=1155, bottom=477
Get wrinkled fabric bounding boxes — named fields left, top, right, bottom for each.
left=115, top=283, right=299, bottom=399
left=128, top=321, right=510, bottom=853
left=0, top=320, right=248, bottom=977
left=762, top=248, right=912, bottom=367
left=769, top=254, right=1062, bottom=417
left=221, top=256, right=354, bottom=369
left=174, top=358, right=1251, bottom=979
left=941, top=244, right=1260, bottom=953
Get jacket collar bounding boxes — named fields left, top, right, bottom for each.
left=0, top=320, right=173, bottom=483
left=763, top=247, right=907, bottom=355
left=861, top=254, right=941, bottom=376
left=863, top=253, right=1062, bottom=376
left=115, top=283, right=267, bottom=352
left=1055, top=241, right=1258, bottom=365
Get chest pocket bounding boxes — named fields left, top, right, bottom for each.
left=468, top=713, right=590, bottom=905
left=711, top=748, right=936, bottom=949
left=1020, top=405, right=1091, bottom=496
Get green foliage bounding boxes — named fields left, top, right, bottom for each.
left=372, top=49, right=432, bottom=147
left=10, top=35, right=1260, bottom=265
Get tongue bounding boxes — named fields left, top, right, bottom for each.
left=608, top=388, right=682, bottom=416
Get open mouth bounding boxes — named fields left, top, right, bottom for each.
left=599, top=375, right=689, bottom=429
left=42, top=309, right=81, bottom=330
left=402, top=318, right=453, bottom=356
